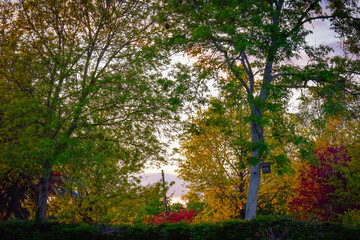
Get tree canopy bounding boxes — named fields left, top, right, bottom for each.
left=0, top=0, right=199, bottom=220
left=164, top=0, right=359, bottom=219
left=0, top=0, right=359, bottom=223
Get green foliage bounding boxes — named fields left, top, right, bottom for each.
left=165, top=0, right=360, bottom=219
left=1, top=218, right=360, bottom=240
left=179, top=74, right=304, bottom=221
left=0, top=220, right=108, bottom=240
left=1, top=0, right=359, bottom=223
left=340, top=209, right=360, bottom=227
left=0, top=0, right=206, bottom=219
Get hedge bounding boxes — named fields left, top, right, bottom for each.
left=1, top=216, right=359, bottom=240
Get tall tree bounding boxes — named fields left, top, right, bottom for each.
left=178, top=82, right=296, bottom=222
left=164, top=0, right=360, bottom=219
left=0, top=0, right=194, bottom=219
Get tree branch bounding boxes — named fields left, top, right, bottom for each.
left=203, top=18, right=251, bottom=94
left=287, top=0, right=324, bottom=37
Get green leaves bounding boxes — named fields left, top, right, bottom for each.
left=192, top=26, right=212, bottom=40
left=0, top=0, right=199, bottom=220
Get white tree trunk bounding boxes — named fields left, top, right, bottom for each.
left=245, top=162, right=261, bottom=220
left=245, top=111, right=264, bottom=220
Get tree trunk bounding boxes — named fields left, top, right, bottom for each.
left=245, top=109, right=264, bottom=220
left=245, top=162, right=261, bottom=220
left=37, top=164, right=51, bottom=220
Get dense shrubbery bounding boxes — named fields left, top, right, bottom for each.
left=0, top=220, right=107, bottom=240
left=148, top=208, right=197, bottom=224
left=1, top=217, right=359, bottom=240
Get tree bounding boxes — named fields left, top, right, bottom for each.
left=0, top=0, right=195, bottom=219
left=178, top=76, right=297, bottom=222
left=289, top=145, right=358, bottom=221
left=47, top=154, right=139, bottom=224
left=315, top=118, right=360, bottom=222
left=286, top=115, right=360, bottom=223
left=178, top=97, right=249, bottom=221
left=164, top=0, right=360, bottom=219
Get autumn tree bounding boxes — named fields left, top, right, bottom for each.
left=178, top=90, right=249, bottom=221
left=289, top=145, right=358, bottom=221
left=178, top=75, right=297, bottom=222
left=164, top=0, right=360, bottom=219
left=288, top=115, right=360, bottom=222
left=0, top=0, right=198, bottom=219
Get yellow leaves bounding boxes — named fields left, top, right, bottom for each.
left=258, top=168, right=295, bottom=215
left=178, top=85, right=303, bottom=221
left=187, top=187, right=243, bottom=224
left=194, top=203, right=237, bottom=224
left=341, top=209, right=360, bottom=226
left=314, top=117, right=359, bottom=149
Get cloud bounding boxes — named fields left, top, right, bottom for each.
left=305, top=20, right=339, bottom=47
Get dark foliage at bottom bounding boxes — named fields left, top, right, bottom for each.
left=0, top=216, right=359, bottom=240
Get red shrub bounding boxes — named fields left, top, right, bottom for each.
left=149, top=208, right=197, bottom=224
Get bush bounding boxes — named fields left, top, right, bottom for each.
left=0, top=220, right=109, bottom=240
left=149, top=208, right=197, bottom=225
left=1, top=216, right=360, bottom=240
left=340, top=209, right=360, bottom=226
